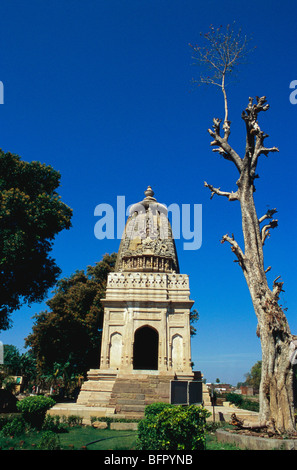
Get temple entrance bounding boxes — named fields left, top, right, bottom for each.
left=133, top=326, right=158, bottom=370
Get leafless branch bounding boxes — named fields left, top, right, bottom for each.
left=241, top=97, right=279, bottom=175
left=272, top=276, right=284, bottom=300
left=259, top=208, right=277, bottom=224
left=261, top=219, right=278, bottom=245
left=221, top=233, right=246, bottom=268
left=204, top=181, right=238, bottom=200
left=208, top=118, right=243, bottom=173
left=252, top=130, right=279, bottom=169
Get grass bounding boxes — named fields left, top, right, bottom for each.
left=205, top=432, right=240, bottom=450
left=0, top=426, right=138, bottom=450
left=60, top=427, right=137, bottom=450
left=0, top=426, right=239, bottom=450
left=204, top=422, right=240, bottom=450
left=0, top=413, right=238, bottom=450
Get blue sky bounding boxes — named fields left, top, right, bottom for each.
left=0, top=0, right=297, bottom=385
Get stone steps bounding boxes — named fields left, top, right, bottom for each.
left=118, top=404, right=146, bottom=413
left=108, top=375, right=173, bottom=416
left=76, top=371, right=118, bottom=406
left=76, top=371, right=176, bottom=417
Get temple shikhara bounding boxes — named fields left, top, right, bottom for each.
left=50, top=187, right=206, bottom=420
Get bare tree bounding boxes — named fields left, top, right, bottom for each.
left=190, top=25, right=296, bottom=434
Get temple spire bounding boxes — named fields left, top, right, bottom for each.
left=115, top=186, right=179, bottom=273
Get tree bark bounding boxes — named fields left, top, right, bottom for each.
left=205, top=96, right=296, bottom=434
left=239, top=180, right=295, bottom=434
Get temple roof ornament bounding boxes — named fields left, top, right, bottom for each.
left=115, top=186, right=180, bottom=274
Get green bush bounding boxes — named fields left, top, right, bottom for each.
left=42, top=415, right=68, bottom=433
left=37, top=431, right=61, bottom=450
left=225, top=392, right=259, bottom=412
left=240, top=399, right=259, bottom=412
left=66, top=415, right=83, bottom=427
left=0, top=415, right=10, bottom=431
left=17, top=396, right=56, bottom=429
left=137, top=403, right=211, bottom=450
left=144, top=402, right=173, bottom=418
left=225, top=393, right=243, bottom=407
left=0, top=416, right=26, bottom=437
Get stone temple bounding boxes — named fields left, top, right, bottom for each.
left=50, top=187, right=206, bottom=420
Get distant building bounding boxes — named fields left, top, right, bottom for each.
left=206, top=383, right=235, bottom=394
left=240, top=385, right=255, bottom=396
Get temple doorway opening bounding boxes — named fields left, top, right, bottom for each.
left=133, top=326, right=158, bottom=370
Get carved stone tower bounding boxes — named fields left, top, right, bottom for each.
left=77, top=187, right=200, bottom=415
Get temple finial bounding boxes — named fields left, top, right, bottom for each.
left=144, top=185, right=154, bottom=198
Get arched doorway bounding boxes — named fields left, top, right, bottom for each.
left=133, top=326, right=158, bottom=370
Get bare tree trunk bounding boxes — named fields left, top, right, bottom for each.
left=205, top=96, right=296, bottom=434
left=239, top=183, right=295, bottom=433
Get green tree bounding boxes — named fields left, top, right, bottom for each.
left=1, top=344, right=36, bottom=377
left=0, top=150, right=73, bottom=330
left=0, top=344, right=37, bottom=390
left=1, top=344, right=22, bottom=375
left=25, top=253, right=117, bottom=378
left=244, top=360, right=262, bottom=391
left=190, top=308, right=199, bottom=337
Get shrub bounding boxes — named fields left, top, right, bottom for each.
left=225, top=392, right=243, bottom=407
left=42, top=415, right=68, bottom=433
left=37, top=431, right=61, bottom=450
left=144, top=402, right=173, bottom=418
left=0, top=416, right=26, bottom=437
left=0, top=415, right=10, bottom=430
left=225, top=392, right=259, bottom=412
left=240, top=399, right=259, bottom=412
left=137, top=403, right=211, bottom=450
left=17, top=396, right=56, bottom=429
left=66, top=415, right=83, bottom=427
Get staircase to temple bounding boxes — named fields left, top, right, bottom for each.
left=76, top=370, right=177, bottom=418
left=76, top=369, right=117, bottom=409
left=108, top=374, right=174, bottom=418
left=50, top=371, right=205, bottom=422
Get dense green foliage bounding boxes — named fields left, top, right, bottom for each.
left=142, top=402, right=173, bottom=418
left=37, top=430, right=62, bottom=450
left=244, top=360, right=262, bottom=390
left=16, top=395, right=56, bottom=429
left=0, top=150, right=72, bottom=330
left=42, top=414, right=69, bottom=433
left=137, top=403, right=211, bottom=450
left=0, top=344, right=37, bottom=384
left=25, top=253, right=117, bottom=378
left=225, top=392, right=259, bottom=412
left=0, top=415, right=27, bottom=437
left=190, top=309, right=199, bottom=336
